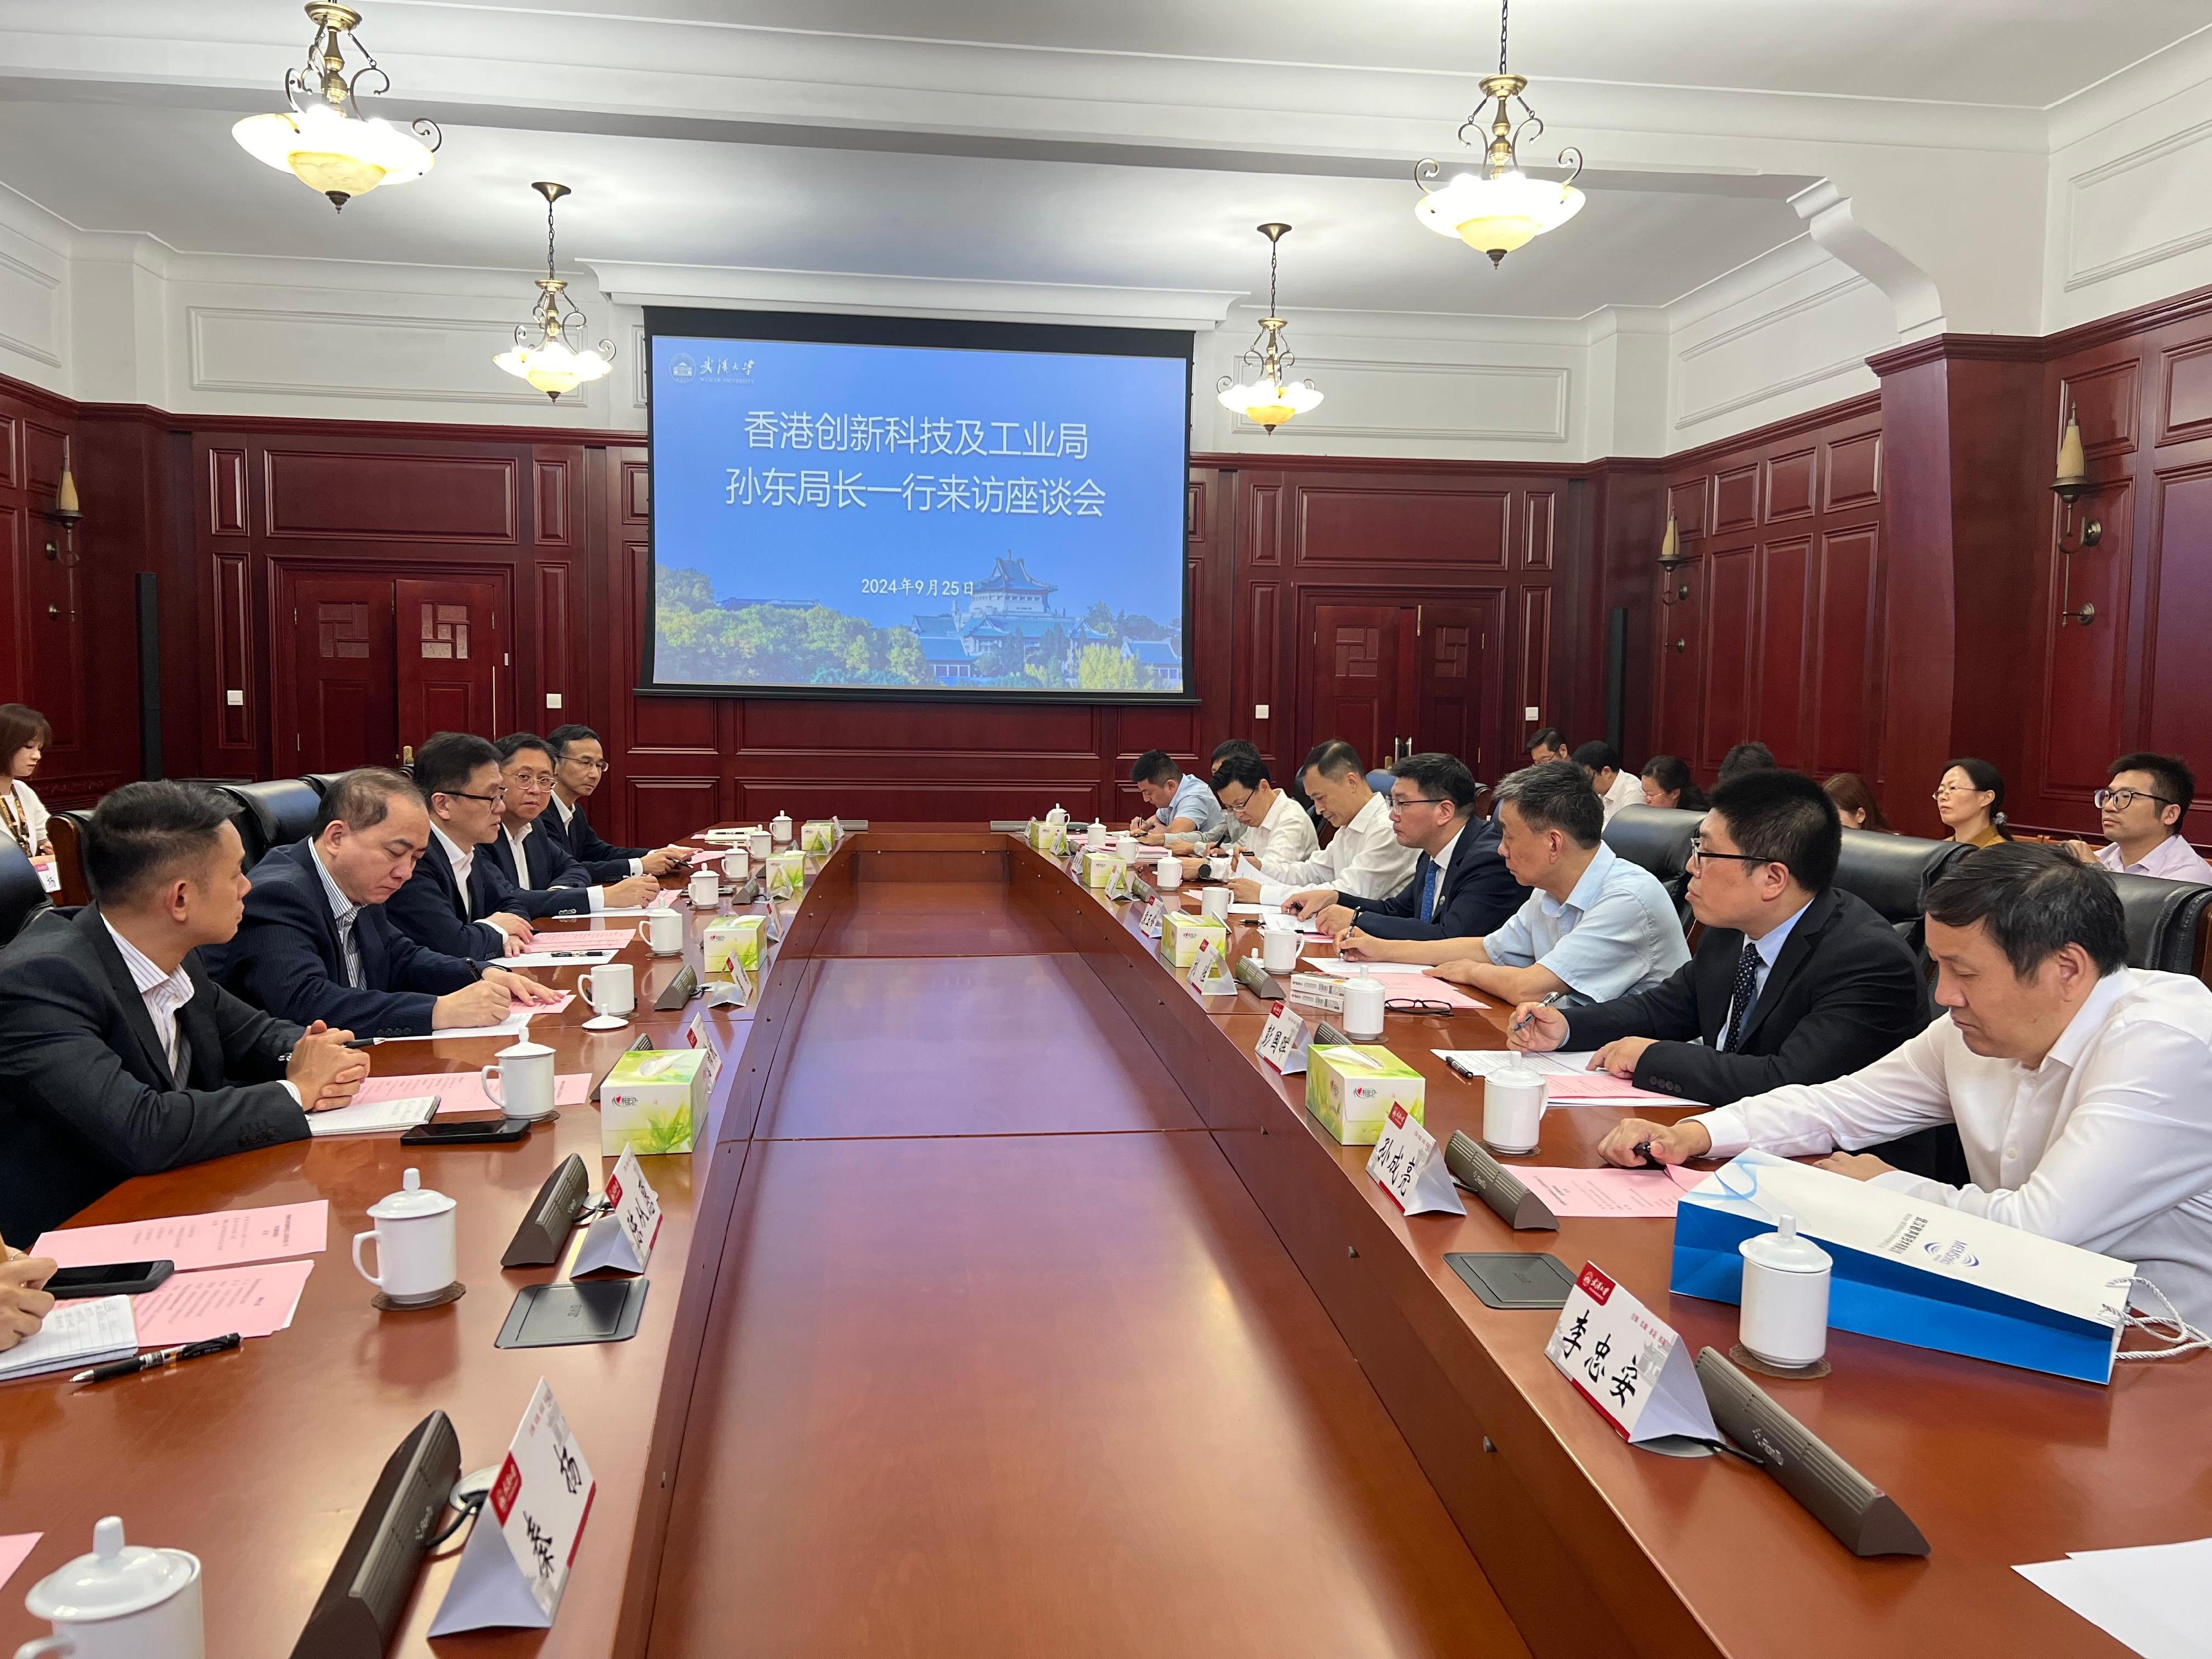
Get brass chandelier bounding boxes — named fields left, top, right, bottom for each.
left=494, top=182, right=615, bottom=401
left=233, top=4, right=440, bottom=210
left=1215, top=223, right=1324, bottom=435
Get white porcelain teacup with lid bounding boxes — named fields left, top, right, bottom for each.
left=15, top=1516, right=202, bottom=1659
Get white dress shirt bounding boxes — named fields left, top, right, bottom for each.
left=1241, top=789, right=1319, bottom=867
left=1692, top=968, right=2212, bottom=1326
left=550, top=794, right=645, bottom=877
left=310, top=846, right=365, bottom=989
left=503, top=819, right=607, bottom=910
left=1601, top=770, right=1643, bottom=823
left=432, top=825, right=477, bottom=918
left=1713, top=899, right=1811, bottom=1052
left=103, top=919, right=302, bottom=1105
left=1256, top=791, right=1417, bottom=905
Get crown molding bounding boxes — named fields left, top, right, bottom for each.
left=1661, top=389, right=1881, bottom=476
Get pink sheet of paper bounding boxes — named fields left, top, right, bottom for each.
left=131, top=1258, right=317, bottom=1346
left=1513, top=1165, right=1704, bottom=1218
left=650, top=888, right=682, bottom=907
left=33, top=1200, right=328, bottom=1271
left=0, top=1534, right=39, bottom=1595
left=353, top=1071, right=591, bottom=1114
left=533, top=929, right=634, bottom=952
left=1540, top=1071, right=1689, bottom=1105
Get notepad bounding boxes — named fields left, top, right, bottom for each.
left=0, top=1295, right=137, bottom=1383
left=500, top=948, right=619, bottom=968
left=307, top=1093, right=439, bottom=1136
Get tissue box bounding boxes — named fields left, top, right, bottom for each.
left=1081, top=849, right=1125, bottom=889
left=701, top=914, right=764, bottom=978
left=1306, top=1045, right=1425, bottom=1146
left=765, top=849, right=807, bottom=899
left=1161, top=909, right=1228, bottom=968
left=801, top=819, right=837, bottom=853
left=598, top=1048, right=711, bottom=1156
left=1027, top=820, right=1069, bottom=857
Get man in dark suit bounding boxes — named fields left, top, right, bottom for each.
left=0, top=782, right=368, bottom=1242
left=1507, top=766, right=1927, bottom=1104
left=487, top=734, right=661, bottom=916
left=544, top=724, right=692, bottom=884
left=385, top=732, right=542, bottom=961
left=1289, top=751, right=1526, bottom=943
left=204, top=768, right=560, bottom=1037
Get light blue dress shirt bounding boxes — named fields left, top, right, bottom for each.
left=1160, top=772, right=1223, bottom=838
left=1481, top=842, right=1691, bottom=1004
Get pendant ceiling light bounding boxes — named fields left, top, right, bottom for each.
left=1215, top=223, right=1324, bottom=436
left=1413, top=0, right=1584, bottom=266
left=233, top=4, right=440, bottom=210
left=494, top=182, right=615, bottom=401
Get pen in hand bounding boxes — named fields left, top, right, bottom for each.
left=74, top=1332, right=242, bottom=1385
left=1507, top=991, right=1564, bottom=1039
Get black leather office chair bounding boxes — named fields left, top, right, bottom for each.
left=2109, top=872, right=2212, bottom=973
left=215, top=780, right=322, bottom=867
left=1601, top=805, right=1702, bottom=927
left=300, top=773, right=349, bottom=799
left=1832, top=830, right=1971, bottom=927
left=46, top=808, right=95, bottom=907
left=0, top=840, right=50, bottom=946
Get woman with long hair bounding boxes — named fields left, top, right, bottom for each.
left=1934, top=757, right=2010, bottom=848
left=1822, top=772, right=1893, bottom=833
left=1638, top=754, right=1708, bottom=811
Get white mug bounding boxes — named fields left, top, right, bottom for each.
left=724, top=847, right=750, bottom=881
left=1261, top=927, right=1300, bottom=974
left=578, top=962, right=635, bottom=1018
left=17, top=1517, right=202, bottom=1659
left=687, top=869, right=720, bottom=910
left=1155, top=858, right=1182, bottom=890
left=748, top=828, right=772, bottom=863
left=1084, top=821, right=1107, bottom=850
left=1739, top=1214, right=1834, bottom=1369
left=1341, top=972, right=1386, bottom=1041
left=479, top=1039, right=556, bottom=1120
left=1115, top=833, right=1140, bottom=861
left=636, top=909, right=682, bottom=956
left=1482, top=1061, right=1548, bottom=1156
left=1199, top=888, right=1231, bottom=923
left=351, top=1169, right=457, bottom=1305
left=771, top=810, right=794, bottom=842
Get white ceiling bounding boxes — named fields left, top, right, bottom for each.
left=0, top=1, right=2205, bottom=323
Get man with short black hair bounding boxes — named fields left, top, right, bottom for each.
left=1292, top=752, right=1523, bottom=943
left=204, top=768, right=561, bottom=1038
left=1511, top=766, right=1925, bottom=1104
left=1128, top=749, right=1222, bottom=843
left=0, top=781, right=368, bottom=1241
left=544, top=724, right=692, bottom=881
left=2062, top=752, right=2212, bottom=883
left=1527, top=727, right=1569, bottom=765
left=1228, top=740, right=1416, bottom=906
left=1599, top=844, right=2212, bottom=1328
left=385, top=732, right=538, bottom=961
left=1185, top=750, right=1316, bottom=870
left=489, top=734, right=662, bottom=916
left=1348, top=762, right=1686, bottom=1003
left=1572, top=739, right=1642, bottom=823
left=1717, top=740, right=1777, bottom=784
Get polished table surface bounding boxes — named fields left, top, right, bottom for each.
left=4, top=826, right=2198, bottom=1657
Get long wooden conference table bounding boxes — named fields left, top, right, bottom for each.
left=2, top=825, right=2200, bottom=1657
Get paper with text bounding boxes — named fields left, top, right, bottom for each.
left=1545, top=1261, right=1718, bottom=1446
left=307, top=1094, right=438, bottom=1137
left=0, top=1296, right=137, bottom=1382
left=1512, top=1166, right=1703, bottom=1218
left=34, top=1199, right=328, bottom=1270
left=131, top=1259, right=316, bottom=1346
left=354, top=1071, right=591, bottom=1115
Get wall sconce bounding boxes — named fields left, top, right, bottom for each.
left=43, top=436, right=82, bottom=568
left=2051, top=405, right=2101, bottom=627
left=1656, top=509, right=1692, bottom=607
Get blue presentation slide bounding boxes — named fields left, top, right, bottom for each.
left=649, top=333, right=1188, bottom=693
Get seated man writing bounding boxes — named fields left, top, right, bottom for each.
left=1288, top=752, right=1524, bottom=943
left=2, top=1244, right=56, bottom=1353
left=1597, top=844, right=2212, bottom=1328
left=1192, top=749, right=1317, bottom=871
left=1507, top=767, right=1925, bottom=1101
left=1227, top=740, right=1417, bottom=907
left=0, top=781, right=367, bottom=1242
left=543, top=723, right=694, bottom=882
left=487, top=734, right=662, bottom=915
left=1342, top=761, right=1686, bottom=1003
left=205, top=768, right=560, bottom=1038
left=1128, top=749, right=1223, bottom=846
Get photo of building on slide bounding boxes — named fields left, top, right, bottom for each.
left=654, top=555, right=1183, bottom=692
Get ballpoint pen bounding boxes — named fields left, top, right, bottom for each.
left=74, top=1332, right=242, bottom=1385
left=1508, top=991, right=1565, bottom=1038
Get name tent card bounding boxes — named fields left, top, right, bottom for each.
left=428, top=1379, right=597, bottom=1636
left=571, top=1150, right=662, bottom=1276
left=1254, top=1000, right=1311, bottom=1076
left=1104, top=860, right=1133, bottom=901
left=1545, top=1262, right=1719, bottom=1452
left=1135, top=896, right=1166, bottom=938
left=680, top=1007, right=726, bottom=1089
left=1365, top=1104, right=1466, bottom=1217
left=1185, top=937, right=1233, bottom=995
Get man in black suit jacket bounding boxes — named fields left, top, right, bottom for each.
left=0, top=782, right=368, bottom=1241
left=1288, top=752, right=1526, bottom=942
left=1508, top=768, right=1927, bottom=1105
left=203, top=770, right=559, bottom=1038
left=385, top=733, right=543, bottom=961
left=544, top=724, right=692, bottom=884
left=487, top=734, right=662, bottom=917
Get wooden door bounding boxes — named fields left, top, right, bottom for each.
left=278, top=574, right=398, bottom=770
left=1415, top=597, right=1504, bottom=782
left=396, top=577, right=508, bottom=750
left=1308, top=604, right=1415, bottom=774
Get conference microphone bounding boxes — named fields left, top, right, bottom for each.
left=289, top=1411, right=462, bottom=1658
left=1443, top=1131, right=1559, bottom=1230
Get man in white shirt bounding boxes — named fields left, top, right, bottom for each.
left=1574, top=740, right=1644, bottom=824
left=2061, top=752, right=2212, bottom=884
left=1599, top=843, right=2212, bottom=1328
left=1294, top=752, right=1525, bottom=943
left=1171, top=750, right=1318, bottom=875
left=490, top=734, right=660, bottom=915
left=1228, top=740, right=1416, bottom=907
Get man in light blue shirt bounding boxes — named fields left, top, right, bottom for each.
left=1345, top=762, right=1687, bottom=1004
left=1129, top=749, right=1222, bottom=842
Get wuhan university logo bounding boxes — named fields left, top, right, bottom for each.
left=667, top=354, right=754, bottom=383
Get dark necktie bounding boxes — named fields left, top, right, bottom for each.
left=1722, top=940, right=1760, bottom=1051
left=1418, top=861, right=1440, bottom=923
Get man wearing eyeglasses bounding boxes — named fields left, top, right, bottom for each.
left=383, top=732, right=540, bottom=961
left=1285, top=752, right=1522, bottom=942
left=2060, top=753, right=2212, bottom=883
left=1225, top=740, right=1417, bottom=907
left=544, top=724, right=695, bottom=882
left=487, top=734, right=662, bottom=917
